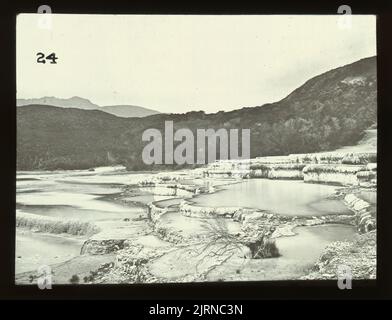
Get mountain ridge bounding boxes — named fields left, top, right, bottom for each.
left=100, top=105, right=160, bottom=118
left=17, top=96, right=99, bottom=110
left=17, top=96, right=160, bottom=118
left=17, top=56, right=377, bottom=171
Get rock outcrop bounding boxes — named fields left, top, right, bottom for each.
left=80, top=239, right=127, bottom=255
left=302, top=230, right=376, bottom=280
left=86, top=244, right=162, bottom=283
left=204, top=152, right=376, bottom=187
left=344, top=194, right=376, bottom=233
left=303, top=164, right=366, bottom=185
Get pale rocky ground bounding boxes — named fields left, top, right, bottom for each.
left=15, top=135, right=377, bottom=284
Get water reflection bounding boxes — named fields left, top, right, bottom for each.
left=193, top=179, right=350, bottom=216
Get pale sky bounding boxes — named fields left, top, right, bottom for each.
left=16, top=14, right=376, bottom=114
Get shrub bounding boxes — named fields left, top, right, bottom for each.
left=69, top=274, right=79, bottom=284
left=247, top=237, right=280, bottom=259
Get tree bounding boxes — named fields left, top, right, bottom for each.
left=69, top=274, right=79, bottom=284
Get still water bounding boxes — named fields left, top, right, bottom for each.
left=193, top=179, right=351, bottom=216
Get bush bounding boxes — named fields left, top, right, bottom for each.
left=69, top=274, right=79, bottom=284
left=248, top=237, right=280, bottom=259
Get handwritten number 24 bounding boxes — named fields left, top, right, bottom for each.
left=36, top=52, right=58, bottom=64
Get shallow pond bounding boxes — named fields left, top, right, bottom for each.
left=192, top=179, right=351, bottom=216
left=15, top=168, right=150, bottom=275
left=15, top=230, right=84, bottom=274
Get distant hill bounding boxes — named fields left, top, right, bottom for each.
left=17, top=96, right=99, bottom=110
left=100, top=105, right=160, bottom=118
left=17, top=96, right=160, bottom=118
left=17, top=56, right=377, bottom=171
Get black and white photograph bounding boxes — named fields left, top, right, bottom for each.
left=15, top=14, right=377, bottom=286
